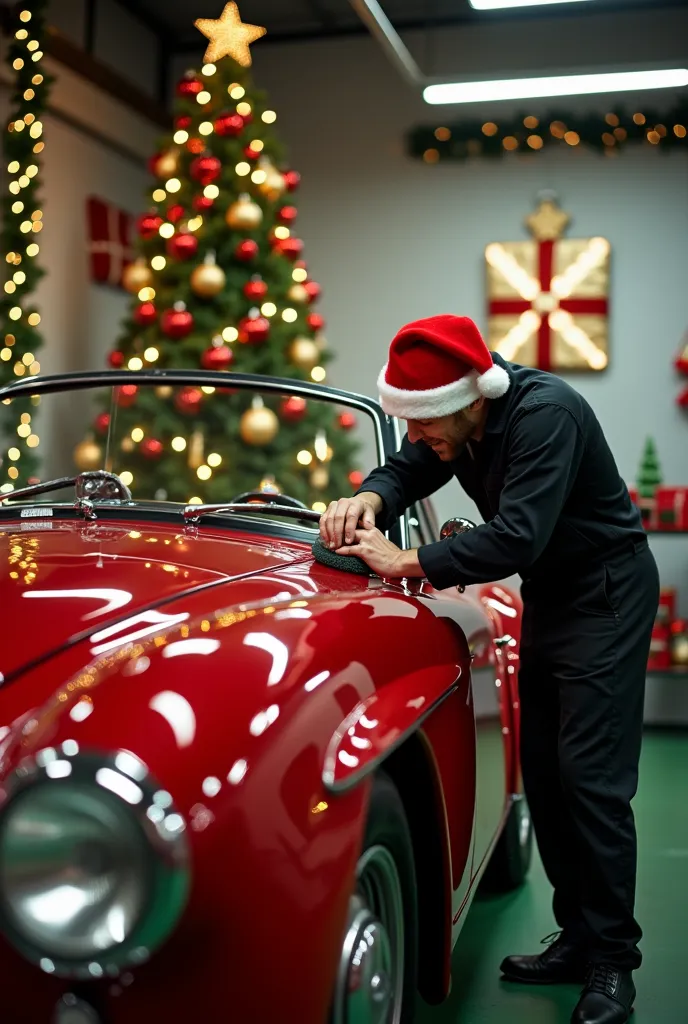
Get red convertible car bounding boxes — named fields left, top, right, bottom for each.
left=0, top=371, right=531, bottom=1024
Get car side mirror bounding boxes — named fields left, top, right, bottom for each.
left=440, top=517, right=476, bottom=539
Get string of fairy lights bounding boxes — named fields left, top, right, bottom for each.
left=0, top=1, right=49, bottom=494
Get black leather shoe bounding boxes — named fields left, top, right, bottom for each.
left=571, top=965, right=635, bottom=1023
left=500, top=931, right=589, bottom=985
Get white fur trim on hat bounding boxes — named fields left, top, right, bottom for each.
left=377, top=361, right=509, bottom=419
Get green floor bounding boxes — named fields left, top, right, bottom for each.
left=417, top=730, right=688, bottom=1024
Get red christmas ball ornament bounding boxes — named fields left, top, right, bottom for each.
left=238, top=315, right=270, bottom=345
left=243, top=277, right=268, bottom=301
left=274, top=237, right=304, bottom=261
left=243, top=143, right=261, bottom=161
left=167, top=232, right=198, bottom=261
left=140, top=438, right=163, bottom=460
left=175, top=387, right=203, bottom=415
left=277, top=205, right=298, bottom=225
left=201, top=343, right=234, bottom=370
left=339, top=412, right=357, bottom=430
left=215, top=113, right=244, bottom=136
left=190, top=155, right=221, bottom=186
left=167, top=204, right=185, bottom=224
left=307, top=313, right=325, bottom=332
left=349, top=470, right=364, bottom=489
left=304, top=281, right=321, bottom=303
left=161, top=305, right=194, bottom=339
left=235, top=239, right=259, bottom=262
left=94, top=412, right=111, bottom=434
left=137, top=213, right=163, bottom=240
left=175, top=115, right=192, bottom=130
left=115, top=384, right=138, bottom=408
left=193, top=194, right=214, bottom=212
left=134, top=302, right=157, bottom=326
left=280, top=396, right=307, bottom=423
left=107, top=350, right=125, bottom=368
left=177, top=76, right=202, bottom=98
left=283, top=170, right=301, bottom=192
left=187, top=138, right=205, bottom=155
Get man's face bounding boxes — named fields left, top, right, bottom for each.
left=406, top=401, right=483, bottom=460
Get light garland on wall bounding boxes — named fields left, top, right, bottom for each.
left=407, top=99, right=688, bottom=163
left=0, top=0, right=51, bottom=493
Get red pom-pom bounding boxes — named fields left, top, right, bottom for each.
left=304, top=281, right=321, bottom=303
left=177, top=76, right=202, bottom=98
left=283, top=170, right=301, bottom=192
left=215, top=113, right=244, bottom=136
left=339, top=412, right=357, bottom=430
left=175, top=115, right=192, bottom=129
left=348, top=470, right=364, bottom=489
left=201, top=344, right=234, bottom=370
left=141, top=438, right=163, bottom=459
left=235, top=239, right=259, bottom=262
left=138, top=213, right=163, bottom=239
left=134, top=302, right=157, bottom=326
left=167, top=204, right=185, bottom=224
left=307, top=313, right=325, bottom=332
left=115, top=384, right=138, bottom=408
left=94, top=412, right=111, bottom=434
left=108, top=350, right=125, bottom=368
left=274, top=237, right=304, bottom=260
left=193, top=194, right=214, bottom=212
left=280, top=396, right=307, bottom=423
left=238, top=315, right=270, bottom=344
left=175, top=387, right=203, bottom=414
left=243, top=277, right=268, bottom=301
left=190, top=155, right=221, bottom=185
left=166, top=233, right=198, bottom=261
left=161, top=307, right=194, bottom=339
left=277, top=205, right=298, bottom=225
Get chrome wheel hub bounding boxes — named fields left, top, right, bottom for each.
left=333, top=845, right=404, bottom=1024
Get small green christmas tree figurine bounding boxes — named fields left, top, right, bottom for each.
left=637, top=436, right=663, bottom=498
left=85, top=2, right=360, bottom=508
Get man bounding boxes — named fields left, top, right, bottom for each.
left=319, top=314, right=658, bottom=1024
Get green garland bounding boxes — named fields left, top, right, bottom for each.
left=407, top=98, right=688, bottom=162
left=0, top=0, right=52, bottom=492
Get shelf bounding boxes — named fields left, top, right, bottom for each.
left=647, top=666, right=688, bottom=675
left=644, top=530, right=688, bottom=535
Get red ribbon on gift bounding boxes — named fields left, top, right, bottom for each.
left=86, top=196, right=135, bottom=288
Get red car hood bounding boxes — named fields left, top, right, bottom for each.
left=0, top=516, right=312, bottom=680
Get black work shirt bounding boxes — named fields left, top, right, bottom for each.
left=358, top=353, right=646, bottom=592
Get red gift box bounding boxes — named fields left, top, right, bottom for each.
left=87, top=196, right=135, bottom=288
left=657, top=588, right=676, bottom=627
left=648, top=623, right=672, bottom=670
left=655, top=486, right=688, bottom=531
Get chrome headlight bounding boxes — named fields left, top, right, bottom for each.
left=0, top=747, right=190, bottom=978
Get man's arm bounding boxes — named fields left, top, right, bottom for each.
left=355, top=432, right=455, bottom=530
left=417, top=404, right=585, bottom=590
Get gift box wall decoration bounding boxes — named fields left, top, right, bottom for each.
left=675, top=332, right=688, bottom=410
left=486, top=196, right=610, bottom=373
left=86, top=196, right=136, bottom=288
left=628, top=437, right=688, bottom=531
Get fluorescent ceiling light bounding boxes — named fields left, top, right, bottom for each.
left=469, top=0, right=595, bottom=9
left=424, top=68, right=688, bottom=104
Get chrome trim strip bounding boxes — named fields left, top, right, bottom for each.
left=183, top=502, right=322, bottom=524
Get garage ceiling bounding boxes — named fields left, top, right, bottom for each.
left=123, top=0, right=684, bottom=48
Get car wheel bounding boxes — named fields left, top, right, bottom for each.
left=481, top=793, right=533, bottom=893
left=331, top=772, right=418, bottom=1024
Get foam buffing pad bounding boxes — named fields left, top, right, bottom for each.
left=311, top=537, right=373, bottom=576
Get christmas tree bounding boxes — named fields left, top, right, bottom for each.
left=636, top=436, right=662, bottom=498
left=83, top=2, right=361, bottom=508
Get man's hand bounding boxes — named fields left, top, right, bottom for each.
left=319, top=492, right=382, bottom=549
left=335, top=524, right=423, bottom=578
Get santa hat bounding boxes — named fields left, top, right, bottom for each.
left=377, top=314, right=510, bottom=420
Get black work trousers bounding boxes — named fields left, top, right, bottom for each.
left=518, top=540, right=659, bottom=970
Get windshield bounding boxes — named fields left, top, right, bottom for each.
left=0, top=375, right=382, bottom=513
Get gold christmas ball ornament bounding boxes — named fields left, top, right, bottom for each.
left=190, top=256, right=226, bottom=298
left=120, top=437, right=135, bottom=453
left=259, top=165, right=286, bottom=202
left=288, top=336, right=319, bottom=371
left=73, top=437, right=102, bottom=471
left=154, top=149, right=179, bottom=178
left=122, top=258, right=153, bottom=295
left=259, top=475, right=281, bottom=494
left=155, top=386, right=173, bottom=398
left=239, top=405, right=279, bottom=446
left=226, top=195, right=263, bottom=230
left=287, top=283, right=309, bottom=304
left=310, top=466, right=329, bottom=490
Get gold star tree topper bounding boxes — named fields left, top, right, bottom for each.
left=195, top=2, right=266, bottom=67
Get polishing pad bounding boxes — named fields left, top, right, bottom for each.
left=311, top=537, right=373, bottom=576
